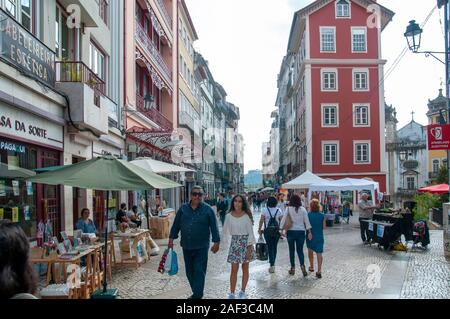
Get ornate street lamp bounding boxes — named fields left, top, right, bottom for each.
left=404, top=20, right=422, bottom=53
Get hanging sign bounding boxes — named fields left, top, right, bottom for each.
left=368, top=222, right=374, bottom=232
left=0, top=8, right=56, bottom=87
left=377, top=224, right=385, bottom=238
left=428, top=124, right=450, bottom=150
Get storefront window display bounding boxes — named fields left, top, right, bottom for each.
left=0, top=138, right=61, bottom=239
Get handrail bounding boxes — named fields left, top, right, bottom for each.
left=55, top=61, right=106, bottom=96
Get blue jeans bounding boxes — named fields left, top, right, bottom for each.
left=264, top=231, right=280, bottom=267
left=287, top=230, right=306, bottom=267
left=182, top=247, right=209, bottom=299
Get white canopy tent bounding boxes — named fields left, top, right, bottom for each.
left=308, top=178, right=380, bottom=204
left=130, top=157, right=194, bottom=174
left=282, top=170, right=327, bottom=189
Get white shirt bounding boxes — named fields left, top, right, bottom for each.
left=262, top=207, right=284, bottom=225
left=222, top=213, right=256, bottom=245
left=280, top=206, right=312, bottom=231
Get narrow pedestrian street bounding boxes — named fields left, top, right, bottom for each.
left=111, top=212, right=450, bottom=299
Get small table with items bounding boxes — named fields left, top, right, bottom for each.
left=110, top=229, right=153, bottom=268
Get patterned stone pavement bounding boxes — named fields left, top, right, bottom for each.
left=109, top=212, right=450, bottom=299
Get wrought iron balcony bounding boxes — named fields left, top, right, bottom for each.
left=429, top=172, right=439, bottom=179
left=56, top=61, right=106, bottom=106
left=135, top=20, right=172, bottom=83
left=136, top=94, right=173, bottom=132
left=155, top=0, right=173, bottom=31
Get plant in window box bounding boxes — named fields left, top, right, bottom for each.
left=87, top=77, right=98, bottom=89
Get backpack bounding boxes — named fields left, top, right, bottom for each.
left=265, top=208, right=280, bottom=238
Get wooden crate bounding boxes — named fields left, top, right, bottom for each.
left=150, top=217, right=170, bottom=239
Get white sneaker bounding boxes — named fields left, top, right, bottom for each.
left=269, top=266, right=275, bottom=273
left=228, top=293, right=236, bottom=299
left=238, top=291, right=247, bottom=299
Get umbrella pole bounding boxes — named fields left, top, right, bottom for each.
left=103, top=190, right=109, bottom=293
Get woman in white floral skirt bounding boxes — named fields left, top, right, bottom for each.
left=222, top=195, right=256, bottom=299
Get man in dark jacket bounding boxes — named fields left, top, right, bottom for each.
left=168, top=186, right=220, bottom=299
left=216, top=193, right=228, bottom=226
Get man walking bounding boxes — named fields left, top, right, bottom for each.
left=168, top=186, right=220, bottom=299
left=358, top=193, right=378, bottom=244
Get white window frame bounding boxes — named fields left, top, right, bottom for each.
left=351, top=27, right=367, bottom=53
left=321, top=68, right=338, bottom=91
left=406, top=176, right=416, bottom=190
left=322, top=140, right=340, bottom=165
left=320, top=26, right=336, bottom=53
left=321, top=104, right=339, bottom=128
left=353, top=68, right=369, bottom=91
left=432, top=159, right=440, bottom=173
left=335, top=0, right=351, bottom=19
left=353, top=140, right=371, bottom=165
left=353, top=104, right=370, bottom=127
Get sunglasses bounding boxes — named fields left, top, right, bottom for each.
left=192, top=192, right=204, bottom=197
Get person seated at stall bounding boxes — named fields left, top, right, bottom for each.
left=116, top=203, right=131, bottom=232
left=153, top=195, right=166, bottom=216
left=76, top=208, right=97, bottom=234
left=127, top=205, right=142, bottom=228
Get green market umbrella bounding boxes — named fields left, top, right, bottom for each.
left=0, top=162, right=36, bottom=179
left=26, top=155, right=181, bottom=297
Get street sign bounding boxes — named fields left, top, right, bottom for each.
left=427, top=124, right=450, bottom=150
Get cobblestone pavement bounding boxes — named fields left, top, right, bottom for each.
left=110, top=212, right=450, bottom=299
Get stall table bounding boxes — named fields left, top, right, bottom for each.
left=110, top=229, right=152, bottom=268
left=373, top=212, right=413, bottom=241
left=362, top=219, right=396, bottom=250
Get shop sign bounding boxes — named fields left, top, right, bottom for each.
left=427, top=124, right=450, bottom=150
left=0, top=141, right=25, bottom=153
left=0, top=9, right=56, bottom=87
left=0, top=104, right=63, bottom=149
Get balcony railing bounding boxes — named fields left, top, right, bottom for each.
left=56, top=61, right=105, bottom=107
left=136, top=94, right=173, bottom=131
left=155, top=0, right=172, bottom=30
left=429, top=172, right=439, bottom=179
left=135, top=20, right=172, bottom=83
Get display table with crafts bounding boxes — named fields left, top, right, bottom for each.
left=373, top=211, right=414, bottom=241
left=362, top=219, right=396, bottom=250
left=110, top=229, right=153, bottom=268
left=150, top=209, right=176, bottom=239
left=32, top=240, right=113, bottom=299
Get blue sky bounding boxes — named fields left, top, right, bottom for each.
left=187, top=0, right=444, bottom=173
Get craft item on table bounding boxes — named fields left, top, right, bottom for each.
left=74, top=230, right=82, bottom=240
left=63, top=239, right=72, bottom=252
left=12, top=180, right=19, bottom=196
left=12, top=207, right=19, bottom=222
left=60, top=231, right=69, bottom=241
left=24, top=205, right=30, bottom=221
left=377, top=225, right=385, bottom=238
left=57, top=243, right=67, bottom=255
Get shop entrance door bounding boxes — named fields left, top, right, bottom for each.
left=40, top=151, right=61, bottom=237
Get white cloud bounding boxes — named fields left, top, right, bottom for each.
left=186, top=0, right=445, bottom=174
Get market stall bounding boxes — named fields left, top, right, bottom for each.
left=27, top=155, right=180, bottom=299
left=282, top=170, right=327, bottom=189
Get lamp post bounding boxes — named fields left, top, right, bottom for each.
left=405, top=1, right=450, bottom=194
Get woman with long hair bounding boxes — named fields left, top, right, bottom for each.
left=258, top=196, right=283, bottom=273
left=306, top=199, right=326, bottom=278
left=0, top=220, right=38, bottom=299
left=280, top=194, right=312, bottom=277
left=222, top=195, right=256, bottom=299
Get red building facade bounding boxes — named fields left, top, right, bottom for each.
left=285, top=0, right=394, bottom=192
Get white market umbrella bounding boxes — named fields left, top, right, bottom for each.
left=282, top=170, right=327, bottom=189
left=131, top=157, right=194, bottom=174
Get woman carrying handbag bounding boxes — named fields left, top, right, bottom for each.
left=280, top=194, right=312, bottom=277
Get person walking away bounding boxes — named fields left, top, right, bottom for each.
left=280, top=194, right=312, bottom=277
left=358, top=193, right=378, bottom=244
left=222, top=195, right=256, bottom=299
left=306, top=199, right=326, bottom=278
left=217, top=193, right=228, bottom=226
left=0, top=220, right=38, bottom=299
left=168, top=186, right=220, bottom=299
left=277, top=193, right=287, bottom=213
left=258, top=196, right=283, bottom=273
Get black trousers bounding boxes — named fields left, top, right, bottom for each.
left=359, top=218, right=370, bottom=242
